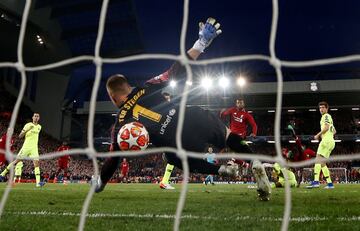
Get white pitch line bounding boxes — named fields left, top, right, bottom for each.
left=4, top=211, right=360, bottom=222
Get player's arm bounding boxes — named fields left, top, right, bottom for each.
left=220, top=107, right=235, bottom=119
left=314, top=123, right=330, bottom=140
left=145, top=17, right=222, bottom=87
left=246, top=113, right=257, bottom=137
left=18, top=124, right=33, bottom=139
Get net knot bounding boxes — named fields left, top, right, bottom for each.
left=269, top=57, right=281, bottom=68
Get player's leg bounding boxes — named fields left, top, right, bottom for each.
left=160, top=163, right=175, bottom=190
left=13, top=161, right=23, bottom=183
left=94, top=156, right=121, bottom=192
left=209, top=174, right=214, bottom=185
left=0, top=158, right=21, bottom=179
left=322, top=141, right=335, bottom=189
left=30, top=148, right=44, bottom=187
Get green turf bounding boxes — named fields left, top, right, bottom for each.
left=0, top=183, right=359, bottom=231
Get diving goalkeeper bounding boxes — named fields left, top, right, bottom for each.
left=92, top=17, right=271, bottom=201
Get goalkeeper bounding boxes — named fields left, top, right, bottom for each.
left=93, top=17, right=271, bottom=201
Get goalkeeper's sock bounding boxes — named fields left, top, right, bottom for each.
left=226, top=133, right=253, bottom=154
left=322, top=165, right=332, bottom=183
left=35, top=167, right=41, bottom=185
left=314, top=164, right=321, bottom=182
left=161, top=164, right=174, bottom=184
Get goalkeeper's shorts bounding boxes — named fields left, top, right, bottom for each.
left=17, top=147, right=39, bottom=161
left=317, top=140, right=335, bottom=159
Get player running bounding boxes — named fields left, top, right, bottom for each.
left=54, top=141, right=71, bottom=184
left=92, top=17, right=271, bottom=201
left=0, top=113, right=45, bottom=187
left=307, top=101, right=336, bottom=189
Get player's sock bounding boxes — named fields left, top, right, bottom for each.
left=226, top=133, right=252, bottom=154
left=314, top=164, right=321, bottom=182
left=161, top=164, right=174, bottom=184
left=321, top=165, right=332, bottom=183
left=35, top=167, right=41, bottom=185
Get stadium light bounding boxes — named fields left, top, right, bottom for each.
left=330, top=108, right=338, bottom=111
left=356, top=139, right=360, bottom=142
left=309, top=109, right=317, bottom=112
left=267, top=140, right=275, bottom=143
left=288, top=109, right=295, bottom=112
left=169, top=80, right=176, bottom=88
left=246, top=141, right=253, bottom=144
left=289, top=140, right=296, bottom=143
left=352, top=108, right=359, bottom=111
left=248, top=110, right=253, bottom=113
left=311, top=140, right=319, bottom=143
left=201, top=77, right=213, bottom=89
left=236, top=76, right=246, bottom=87
left=267, top=110, right=275, bottom=113
left=334, top=139, right=342, bottom=143
left=185, top=80, right=193, bottom=86
left=218, top=76, right=229, bottom=88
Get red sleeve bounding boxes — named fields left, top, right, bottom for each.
left=145, top=62, right=186, bottom=86
left=220, top=107, right=235, bottom=120
left=246, top=113, right=257, bottom=135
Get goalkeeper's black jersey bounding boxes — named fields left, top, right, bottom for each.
left=111, top=62, right=227, bottom=153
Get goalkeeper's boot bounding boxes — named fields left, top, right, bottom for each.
left=306, top=181, right=320, bottom=189
left=159, top=182, right=175, bottom=190
left=218, top=163, right=239, bottom=177
left=252, top=160, right=271, bottom=201
left=324, top=182, right=334, bottom=189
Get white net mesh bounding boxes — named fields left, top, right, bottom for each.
left=0, top=0, right=360, bottom=231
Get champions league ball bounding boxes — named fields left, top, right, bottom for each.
left=117, top=122, right=149, bottom=151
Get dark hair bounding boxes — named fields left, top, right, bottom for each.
left=318, top=101, right=329, bottom=109
left=106, top=74, right=129, bottom=94
left=236, top=98, right=244, bottom=102
left=162, top=92, right=170, bottom=97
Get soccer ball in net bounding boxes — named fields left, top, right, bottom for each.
left=117, top=122, right=150, bottom=151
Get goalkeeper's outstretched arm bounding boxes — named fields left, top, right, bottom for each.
left=145, top=17, right=222, bottom=87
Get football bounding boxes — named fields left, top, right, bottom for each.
left=117, top=122, right=150, bottom=151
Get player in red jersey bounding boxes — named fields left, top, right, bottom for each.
left=282, top=124, right=316, bottom=186
left=220, top=98, right=257, bottom=138
left=54, top=142, right=71, bottom=184
left=221, top=99, right=256, bottom=169
left=0, top=130, right=15, bottom=167
left=120, top=158, right=129, bottom=183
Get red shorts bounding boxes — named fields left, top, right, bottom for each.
left=121, top=171, right=128, bottom=176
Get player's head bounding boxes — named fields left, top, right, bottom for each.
left=32, top=113, right=40, bottom=123
left=235, top=98, right=245, bottom=109
left=162, top=92, right=171, bottom=102
left=123, top=158, right=126, bottom=162
left=106, top=74, right=132, bottom=108
left=208, top=146, right=213, bottom=153
left=318, top=101, right=329, bottom=115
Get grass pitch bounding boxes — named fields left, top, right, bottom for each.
left=0, top=183, right=359, bottom=231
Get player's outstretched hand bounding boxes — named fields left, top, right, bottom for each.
left=193, top=17, right=222, bottom=52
